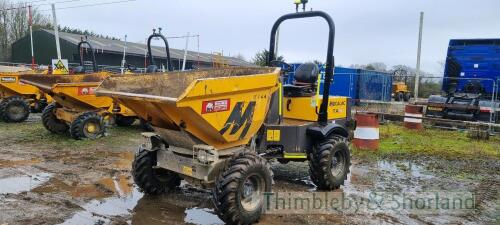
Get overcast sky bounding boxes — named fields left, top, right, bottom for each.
left=23, top=0, right=500, bottom=74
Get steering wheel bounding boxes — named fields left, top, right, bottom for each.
left=270, top=60, right=292, bottom=73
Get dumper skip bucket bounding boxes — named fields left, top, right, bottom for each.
left=97, top=67, right=280, bottom=150
left=20, top=73, right=113, bottom=111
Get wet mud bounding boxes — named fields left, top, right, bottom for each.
left=0, top=114, right=498, bottom=225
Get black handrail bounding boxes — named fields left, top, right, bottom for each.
left=147, top=28, right=173, bottom=71
left=77, top=37, right=98, bottom=72
left=267, top=11, right=336, bottom=126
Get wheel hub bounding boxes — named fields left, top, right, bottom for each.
left=243, top=180, right=255, bottom=198
left=85, top=122, right=98, bottom=134
left=330, top=151, right=346, bottom=177
left=7, top=105, right=26, bottom=120
left=240, top=174, right=264, bottom=212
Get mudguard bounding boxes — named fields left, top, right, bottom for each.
left=306, top=120, right=351, bottom=140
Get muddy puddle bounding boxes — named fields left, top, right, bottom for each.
left=56, top=182, right=224, bottom=225
left=13, top=169, right=223, bottom=225
left=0, top=171, right=51, bottom=194
left=58, top=186, right=143, bottom=225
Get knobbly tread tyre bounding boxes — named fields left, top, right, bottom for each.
left=213, top=152, right=273, bottom=225
left=0, top=96, right=30, bottom=123
left=115, top=115, right=136, bottom=127
left=132, top=147, right=181, bottom=195
left=41, top=103, right=69, bottom=134
left=308, top=135, right=350, bottom=190
left=395, top=92, right=404, bottom=102
left=69, top=112, right=104, bottom=140
left=403, top=92, right=411, bottom=102
left=32, top=99, right=48, bottom=113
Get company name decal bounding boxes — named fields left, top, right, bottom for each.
left=78, top=87, right=96, bottom=95
left=202, top=99, right=230, bottom=114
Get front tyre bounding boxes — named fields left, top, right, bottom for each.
left=403, top=92, right=411, bottom=102
left=69, top=112, right=104, bottom=140
left=0, top=96, right=30, bottom=123
left=32, top=99, right=48, bottom=113
left=132, top=147, right=181, bottom=195
left=41, top=103, right=69, bottom=134
left=213, top=152, right=273, bottom=225
left=309, top=135, right=350, bottom=190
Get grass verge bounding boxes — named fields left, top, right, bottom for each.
left=353, top=123, right=500, bottom=161
left=0, top=120, right=142, bottom=151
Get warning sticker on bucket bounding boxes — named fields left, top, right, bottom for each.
left=202, top=99, right=230, bottom=114
left=77, top=87, right=96, bottom=95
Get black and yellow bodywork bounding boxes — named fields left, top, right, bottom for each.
left=255, top=10, right=353, bottom=161
left=259, top=94, right=350, bottom=160
left=97, top=9, right=353, bottom=225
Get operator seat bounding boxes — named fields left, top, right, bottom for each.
left=283, top=63, right=319, bottom=97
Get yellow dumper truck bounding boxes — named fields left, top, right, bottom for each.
left=0, top=66, right=51, bottom=122
left=97, top=10, right=354, bottom=225
left=392, top=81, right=411, bottom=101
left=21, top=73, right=136, bottom=139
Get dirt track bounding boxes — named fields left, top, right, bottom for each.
left=0, top=114, right=498, bottom=225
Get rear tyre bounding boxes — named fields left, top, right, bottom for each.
left=132, top=147, right=181, bottom=195
left=42, top=103, right=69, bottom=134
left=69, top=112, right=104, bottom=140
left=32, top=99, right=48, bottom=113
left=115, top=115, right=136, bottom=127
left=213, top=152, right=273, bottom=225
left=403, top=92, right=411, bottom=102
left=0, top=96, right=30, bottom=123
left=309, top=135, right=350, bottom=190
left=395, top=92, right=404, bottom=102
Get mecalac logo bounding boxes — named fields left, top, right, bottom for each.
left=0, top=77, right=16, bottom=83
left=219, top=101, right=256, bottom=140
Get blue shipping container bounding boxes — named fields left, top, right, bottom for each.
left=324, top=67, right=359, bottom=99
left=285, top=64, right=392, bottom=102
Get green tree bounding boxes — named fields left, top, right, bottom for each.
left=365, top=64, right=375, bottom=70
left=252, top=49, right=284, bottom=66
left=0, top=0, right=51, bottom=61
